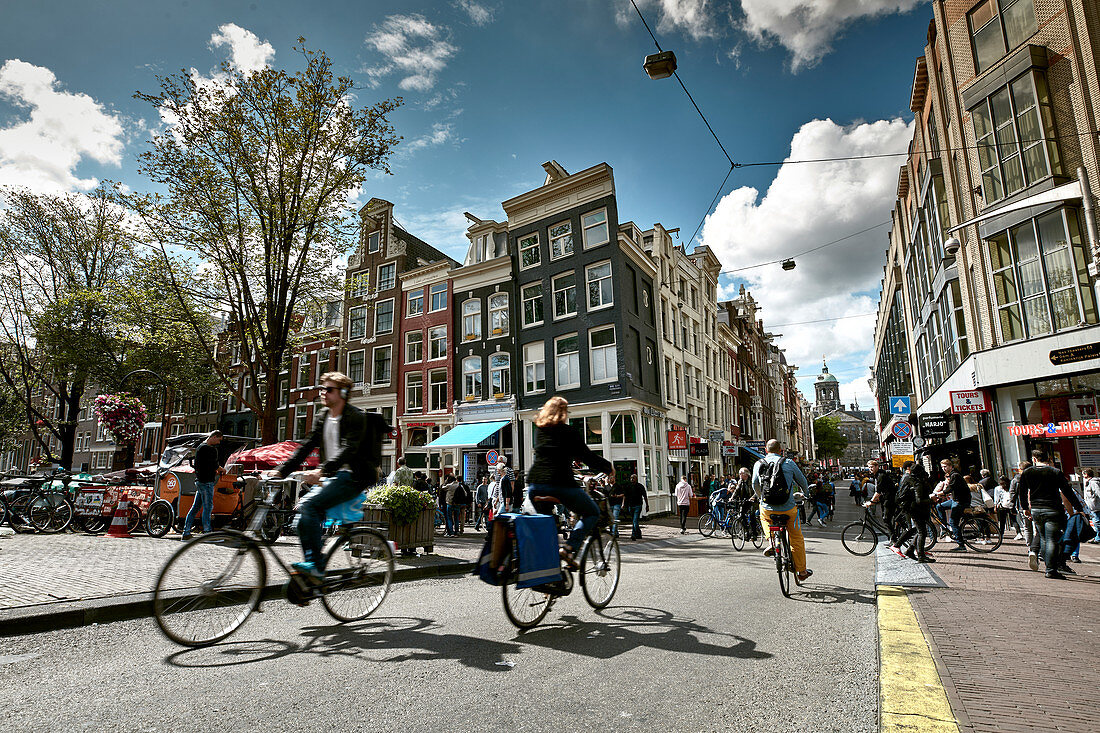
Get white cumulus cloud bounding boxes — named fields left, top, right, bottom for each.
left=702, top=116, right=913, bottom=376
left=405, top=122, right=456, bottom=154
left=739, top=0, right=922, bottom=70
left=209, top=23, right=275, bottom=74
left=455, top=0, right=494, bottom=26
left=615, top=0, right=718, bottom=41
left=0, top=59, right=125, bottom=193
left=364, top=14, right=457, bottom=92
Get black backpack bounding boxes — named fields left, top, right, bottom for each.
left=757, top=458, right=791, bottom=505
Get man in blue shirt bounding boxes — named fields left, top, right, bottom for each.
left=752, top=439, right=812, bottom=582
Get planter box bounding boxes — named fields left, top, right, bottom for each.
left=361, top=503, right=435, bottom=553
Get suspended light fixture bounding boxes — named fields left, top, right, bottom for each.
left=782, top=259, right=796, bottom=271
left=643, top=50, right=677, bottom=80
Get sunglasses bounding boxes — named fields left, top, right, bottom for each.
left=319, top=386, right=342, bottom=394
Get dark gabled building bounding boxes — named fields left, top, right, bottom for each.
left=504, top=161, right=663, bottom=490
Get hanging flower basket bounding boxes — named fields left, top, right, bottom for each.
left=93, top=393, right=148, bottom=446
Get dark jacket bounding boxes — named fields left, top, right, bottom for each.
left=277, top=404, right=390, bottom=485
left=874, top=469, right=898, bottom=509
left=1018, top=464, right=1083, bottom=513
left=527, top=422, right=613, bottom=487
left=193, top=442, right=220, bottom=484
left=897, top=471, right=932, bottom=513
left=615, top=481, right=648, bottom=508
left=944, top=471, right=971, bottom=505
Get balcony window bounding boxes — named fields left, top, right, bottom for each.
left=488, top=293, right=509, bottom=337
left=552, top=272, right=577, bottom=319
left=523, top=342, right=545, bottom=394
left=462, top=300, right=482, bottom=341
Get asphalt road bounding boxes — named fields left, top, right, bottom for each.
left=1, top=523, right=877, bottom=733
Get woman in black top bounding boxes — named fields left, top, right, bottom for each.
left=527, top=397, right=613, bottom=565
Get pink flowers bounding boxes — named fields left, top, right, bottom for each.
left=93, top=393, right=148, bottom=445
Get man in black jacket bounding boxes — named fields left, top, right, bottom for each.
left=1019, top=449, right=1086, bottom=579
left=612, top=474, right=650, bottom=541
left=273, top=372, right=390, bottom=580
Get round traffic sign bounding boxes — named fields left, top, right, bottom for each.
left=913, top=436, right=925, bottom=449
left=891, top=421, right=913, bottom=440
left=485, top=449, right=499, bottom=465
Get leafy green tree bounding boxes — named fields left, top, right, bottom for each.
left=814, top=415, right=848, bottom=462
left=129, top=40, right=401, bottom=444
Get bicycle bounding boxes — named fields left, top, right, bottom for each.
left=153, top=478, right=394, bottom=647
left=728, top=500, right=765, bottom=552
left=765, top=510, right=804, bottom=598
left=926, top=503, right=1002, bottom=553
left=501, top=489, right=621, bottom=630
left=698, top=501, right=732, bottom=538
left=840, top=505, right=899, bottom=556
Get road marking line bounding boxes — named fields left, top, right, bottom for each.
left=878, top=585, right=958, bottom=733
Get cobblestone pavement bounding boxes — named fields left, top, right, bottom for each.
left=905, top=536, right=1100, bottom=733
left=0, top=515, right=688, bottom=613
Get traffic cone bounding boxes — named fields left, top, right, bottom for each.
left=106, top=493, right=132, bottom=538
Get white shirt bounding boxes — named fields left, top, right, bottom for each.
left=323, top=415, right=342, bottom=465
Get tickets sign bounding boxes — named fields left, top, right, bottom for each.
left=950, top=390, right=990, bottom=414
left=1007, top=420, right=1100, bottom=438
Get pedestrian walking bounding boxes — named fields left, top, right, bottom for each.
left=1083, top=468, right=1100, bottom=544
left=474, top=475, right=490, bottom=531
left=894, top=461, right=935, bottom=563
left=675, top=475, right=692, bottom=533
left=614, top=473, right=649, bottom=540
left=182, top=430, right=225, bottom=540
left=607, top=475, right=626, bottom=537
left=442, top=473, right=461, bottom=536
left=1018, top=449, right=1087, bottom=579
left=455, top=479, right=471, bottom=534
left=1007, top=460, right=1032, bottom=543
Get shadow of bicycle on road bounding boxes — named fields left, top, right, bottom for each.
left=510, top=605, right=773, bottom=661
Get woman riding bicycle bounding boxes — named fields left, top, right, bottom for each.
left=526, top=396, right=612, bottom=568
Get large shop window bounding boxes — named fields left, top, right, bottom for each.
left=610, top=413, right=637, bottom=444
left=988, top=209, right=1098, bottom=343
left=971, top=71, right=1059, bottom=204
left=968, top=0, right=1036, bottom=74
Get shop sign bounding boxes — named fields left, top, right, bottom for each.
left=1008, top=419, right=1100, bottom=438
left=1049, top=341, right=1100, bottom=366
left=918, top=414, right=950, bottom=438
left=689, top=442, right=710, bottom=456
left=721, top=441, right=738, bottom=456
left=949, top=390, right=990, bottom=413
left=667, top=429, right=688, bottom=450
left=708, top=429, right=724, bottom=442
left=745, top=440, right=766, bottom=450
left=407, top=422, right=437, bottom=427
left=641, top=406, right=665, bottom=418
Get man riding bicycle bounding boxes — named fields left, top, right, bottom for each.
left=752, top=439, right=813, bottom=583
left=270, top=371, right=391, bottom=581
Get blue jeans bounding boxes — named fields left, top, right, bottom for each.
left=295, top=471, right=362, bottom=567
left=610, top=504, right=622, bottom=537
left=184, top=481, right=215, bottom=534
left=626, top=505, right=643, bottom=539
left=446, top=503, right=463, bottom=534
left=1031, top=508, right=1066, bottom=571
left=529, top=483, right=599, bottom=554
left=937, top=499, right=966, bottom=546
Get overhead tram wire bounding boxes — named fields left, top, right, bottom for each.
left=766, top=312, right=878, bottom=328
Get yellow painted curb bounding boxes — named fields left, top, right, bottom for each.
left=877, top=586, right=959, bottom=733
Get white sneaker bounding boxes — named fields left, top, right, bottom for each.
left=1012, top=533, right=1024, bottom=541
left=817, top=518, right=826, bottom=527
left=1028, top=552, right=1038, bottom=571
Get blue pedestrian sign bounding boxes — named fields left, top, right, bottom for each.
left=889, top=396, right=911, bottom=415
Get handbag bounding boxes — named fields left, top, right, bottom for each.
left=980, top=487, right=995, bottom=509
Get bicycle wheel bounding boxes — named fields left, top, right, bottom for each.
left=153, top=531, right=266, bottom=647
left=78, top=513, right=108, bottom=533
left=29, top=494, right=73, bottom=533
left=750, top=516, right=764, bottom=548
left=921, top=520, right=939, bottom=552
left=697, top=514, right=715, bottom=537
left=321, top=528, right=394, bottom=622
left=961, top=516, right=1001, bottom=553
left=777, top=533, right=791, bottom=598
left=258, top=512, right=283, bottom=545
left=580, top=534, right=620, bottom=609
left=729, top=519, right=745, bottom=551
left=146, top=500, right=174, bottom=538
left=502, top=557, right=553, bottom=629
left=840, top=521, right=878, bottom=556
left=8, top=494, right=36, bottom=532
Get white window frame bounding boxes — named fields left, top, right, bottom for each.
left=367, top=230, right=381, bottom=254
left=429, top=283, right=448, bottom=312
left=347, top=349, right=366, bottom=387
left=521, top=282, right=544, bottom=328
left=552, top=271, right=577, bottom=320
left=582, top=208, right=609, bottom=249
left=488, top=293, right=509, bottom=337
left=377, top=262, right=396, bottom=291
left=407, top=288, right=424, bottom=317
left=462, top=299, right=482, bottom=342
left=350, top=271, right=370, bottom=298
left=462, top=356, right=483, bottom=400
left=523, top=342, right=546, bottom=395
left=428, top=326, right=447, bottom=361
left=554, top=333, right=580, bottom=390
left=372, top=345, right=392, bottom=386
left=519, top=233, right=540, bottom=270
left=589, top=326, right=617, bottom=385
left=586, top=260, right=613, bottom=311
left=405, top=371, right=423, bottom=411
left=490, top=353, right=510, bottom=397
left=429, top=369, right=448, bottom=412
left=374, top=298, right=395, bottom=335
left=549, top=221, right=573, bottom=260
left=348, top=305, right=367, bottom=340
left=405, top=330, right=423, bottom=363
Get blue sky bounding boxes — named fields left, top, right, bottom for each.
left=0, top=0, right=933, bottom=407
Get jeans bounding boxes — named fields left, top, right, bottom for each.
left=1030, top=508, right=1066, bottom=571
left=678, top=504, right=689, bottom=530
left=295, top=470, right=362, bottom=567
left=184, top=481, right=215, bottom=534
left=936, top=499, right=966, bottom=546
left=897, top=507, right=930, bottom=559
left=530, top=483, right=599, bottom=554
left=446, top=503, right=462, bottom=535
left=626, top=505, right=643, bottom=539
left=474, top=501, right=488, bottom=530
left=610, top=504, right=622, bottom=537
left=815, top=499, right=830, bottom=522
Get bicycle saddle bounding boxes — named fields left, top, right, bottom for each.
left=769, top=514, right=790, bottom=526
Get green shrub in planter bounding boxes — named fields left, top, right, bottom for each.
left=365, top=484, right=433, bottom=526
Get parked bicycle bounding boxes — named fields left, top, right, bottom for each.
left=500, top=488, right=620, bottom=630
left=153, top=478, right=394, bottom=647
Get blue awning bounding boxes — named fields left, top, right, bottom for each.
left=423, top=420, right=511, bottom=449
left=741, top=446, right=765, bottom=460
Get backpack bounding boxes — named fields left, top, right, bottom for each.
left=756, top=457, right=791, bottom=505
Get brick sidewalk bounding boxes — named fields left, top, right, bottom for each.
left=905, top=537, right=1100, bottom=733
left=0, top=516, right=686, bottom=613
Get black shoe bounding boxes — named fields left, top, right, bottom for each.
left=1045, top=571, right=1066, bottom=580
left=916, top=556, right=936, bottom=563
left=1056, top=564, right=1076, bottom=575
left=947, top=545, right=966, bottom=552
left=180, top=533, right=192, bottom=541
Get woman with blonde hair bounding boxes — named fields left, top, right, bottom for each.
left=526, top=396, right=613, bottom=567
